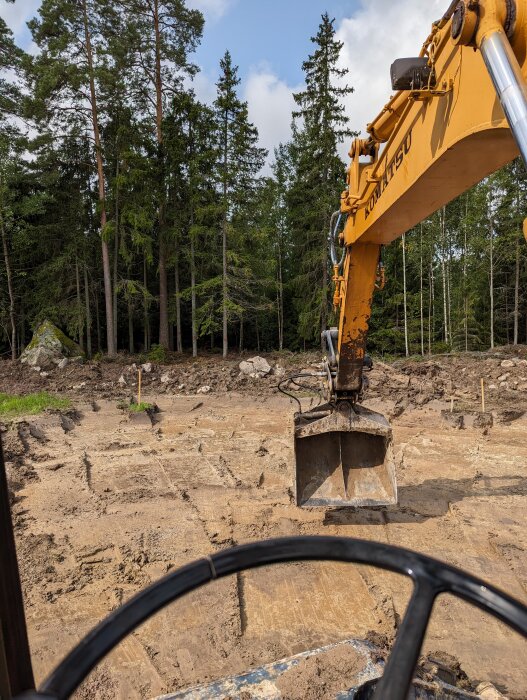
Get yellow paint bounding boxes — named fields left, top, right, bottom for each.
left=334, top=0, right=527, bottom=394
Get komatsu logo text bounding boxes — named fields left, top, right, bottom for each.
left=365, top=130, right=412, bottom=219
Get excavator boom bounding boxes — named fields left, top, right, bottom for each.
left=295, top=0, right=527, bottom=508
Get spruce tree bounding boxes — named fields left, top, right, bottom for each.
left=288, top=13, right=355, bottom=346
left=213, top=51, right=266, bottom=357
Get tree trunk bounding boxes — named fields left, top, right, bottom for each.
left=402, top=233, right=409, bottom=357
left=84, top=264, right=92, bottom=358
left=278, top=241, right=284, bottom=351
left=514, top=235, right=520, bottom=345
left=222, top=212, right=228, bottom=358
left=489, top=211, right=495, bottom=349
left=95, top=288, right=101, bottom=353
left=440, top=207, right=449, bottom=345
left=113, top=159, right=119, bottom=351
left=428, top=260, right=434, bottom=356
left=420, top=224, right=424, bottom=356
left=190, top=225, right=198, bottom=358
left=175, top=257, right=182, bottom=352
left=128, top=296, right=134, bottom=354
left=463, top=195, right=468, bottom=352
left=75, top=257, right=84, bottom=351
left=0, top=206, right=16, bottom=360
left=81, top=0, right=115, bottom=356
left=143, top=256, right=150, bottom=352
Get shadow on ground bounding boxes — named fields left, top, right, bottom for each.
left=323, top=475, right=527, bottom=526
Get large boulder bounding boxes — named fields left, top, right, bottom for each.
left=239, top=356, right=272, bottom=378
left=20, top=320, right=83, bottom=370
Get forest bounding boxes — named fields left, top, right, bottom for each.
left=1, top=0, right=526, bottom=362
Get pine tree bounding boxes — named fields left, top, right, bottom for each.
left=28, top=0, right=117, bottom=354
left=116, top=0, right=204, bottom=349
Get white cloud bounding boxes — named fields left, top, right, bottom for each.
left=0, top=0, right=40, bottom=40
left=190, top=71, right=217, bottom=105
left=187, top=0, right=234, bottom=21
left=335, top=0, right=444, bottom=158
left=244, top=66, right=301, bottom=171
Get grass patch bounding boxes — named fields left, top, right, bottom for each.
left=0, top=392, right=71, bottom=418
left=117, top=400, right=154, bottom=413
left=129, top=402, right=154, bottom=413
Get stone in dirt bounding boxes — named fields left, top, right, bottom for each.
left=500, top=359, right=516, bottom=368
left=239, top=356, right=272, bottom=378
left=441, top=411, right=464, bottom=429
left=141, top=363, right=153, bottom=373
left=197, top=385, right=211, bottom=394
left=20, top=320, right=83, bottom=370
left=473, top=412, right=493, bottom=429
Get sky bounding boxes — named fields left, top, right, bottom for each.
left=1, top=0, right=445, bottom=166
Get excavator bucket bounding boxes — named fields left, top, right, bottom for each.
left=294, top=402, right=397, bottom=508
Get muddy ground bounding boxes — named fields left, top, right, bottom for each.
left=2, top=349, right=527, bottom=699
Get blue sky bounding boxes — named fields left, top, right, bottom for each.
left=2, top=0, right=445, bottom=164
left=192, top=0, right=361, bottom=86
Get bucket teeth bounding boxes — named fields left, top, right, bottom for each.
left=294, top=402, right=398, bottom=508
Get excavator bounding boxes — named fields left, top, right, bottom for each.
left=295, top=0, right=527, bottom=508
left=1, top=2, right=527, bottom=699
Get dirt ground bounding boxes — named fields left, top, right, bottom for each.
left=2, top=350, right=527, bottom=699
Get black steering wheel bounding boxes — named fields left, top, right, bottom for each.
left=18, top=536, right=527, bottom=700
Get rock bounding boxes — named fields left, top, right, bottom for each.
left=70, top=356, right=84, bottom=365
left=72, top=382, right=86, bottom=390
left=497, top=373, right=510, bottom=382
left=141, top=363, right=153, bottom=373
left=518, top=359, right=527, bottom=366
left=31, top=366, right=41, bottom=373
left=500, top=359, right=515, bottom=368
left=498, top=409, right=525, bottom=423
left=20, top=320, right=83, bottom=369
left=273, top=365, right=286, bottom=378
left=476, top=681, right=508, bottom=699
left=160, top=373, right=171, bottom=384
left=239, top=356, right=272, bottom=378
left=118, top=375, right=127, bottom=386
left=197, top=385, right=211, bottom=394
left=518, top=382, right=527, bottom=391
left=178, top=384, right=186, bottom=390
left=40, top=371, right=49, bottom=378
left=57, top=357, right=69, bottom=370
left=473, top=412, right=493, bottom=429
left=441, top=411, right=464, bottom=429
left=488, top=384, right=497, bottom=390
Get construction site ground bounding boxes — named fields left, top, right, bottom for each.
left=2, top=349, right=527, bottom=699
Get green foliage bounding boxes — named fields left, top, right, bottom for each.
left=1, top=7, right=527, bottom=361
left=0, top=392, right=71, bottom=417
left=117, top=400, right=153, bottom=413
left=148, top=344, right=168, bottom=363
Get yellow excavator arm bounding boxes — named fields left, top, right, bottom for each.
left=294, top=0, right=527, bottom=509
left=335, top=0, right=527, bottom=396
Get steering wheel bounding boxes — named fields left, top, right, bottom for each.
left=17, top=536, right=527, bottom=700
